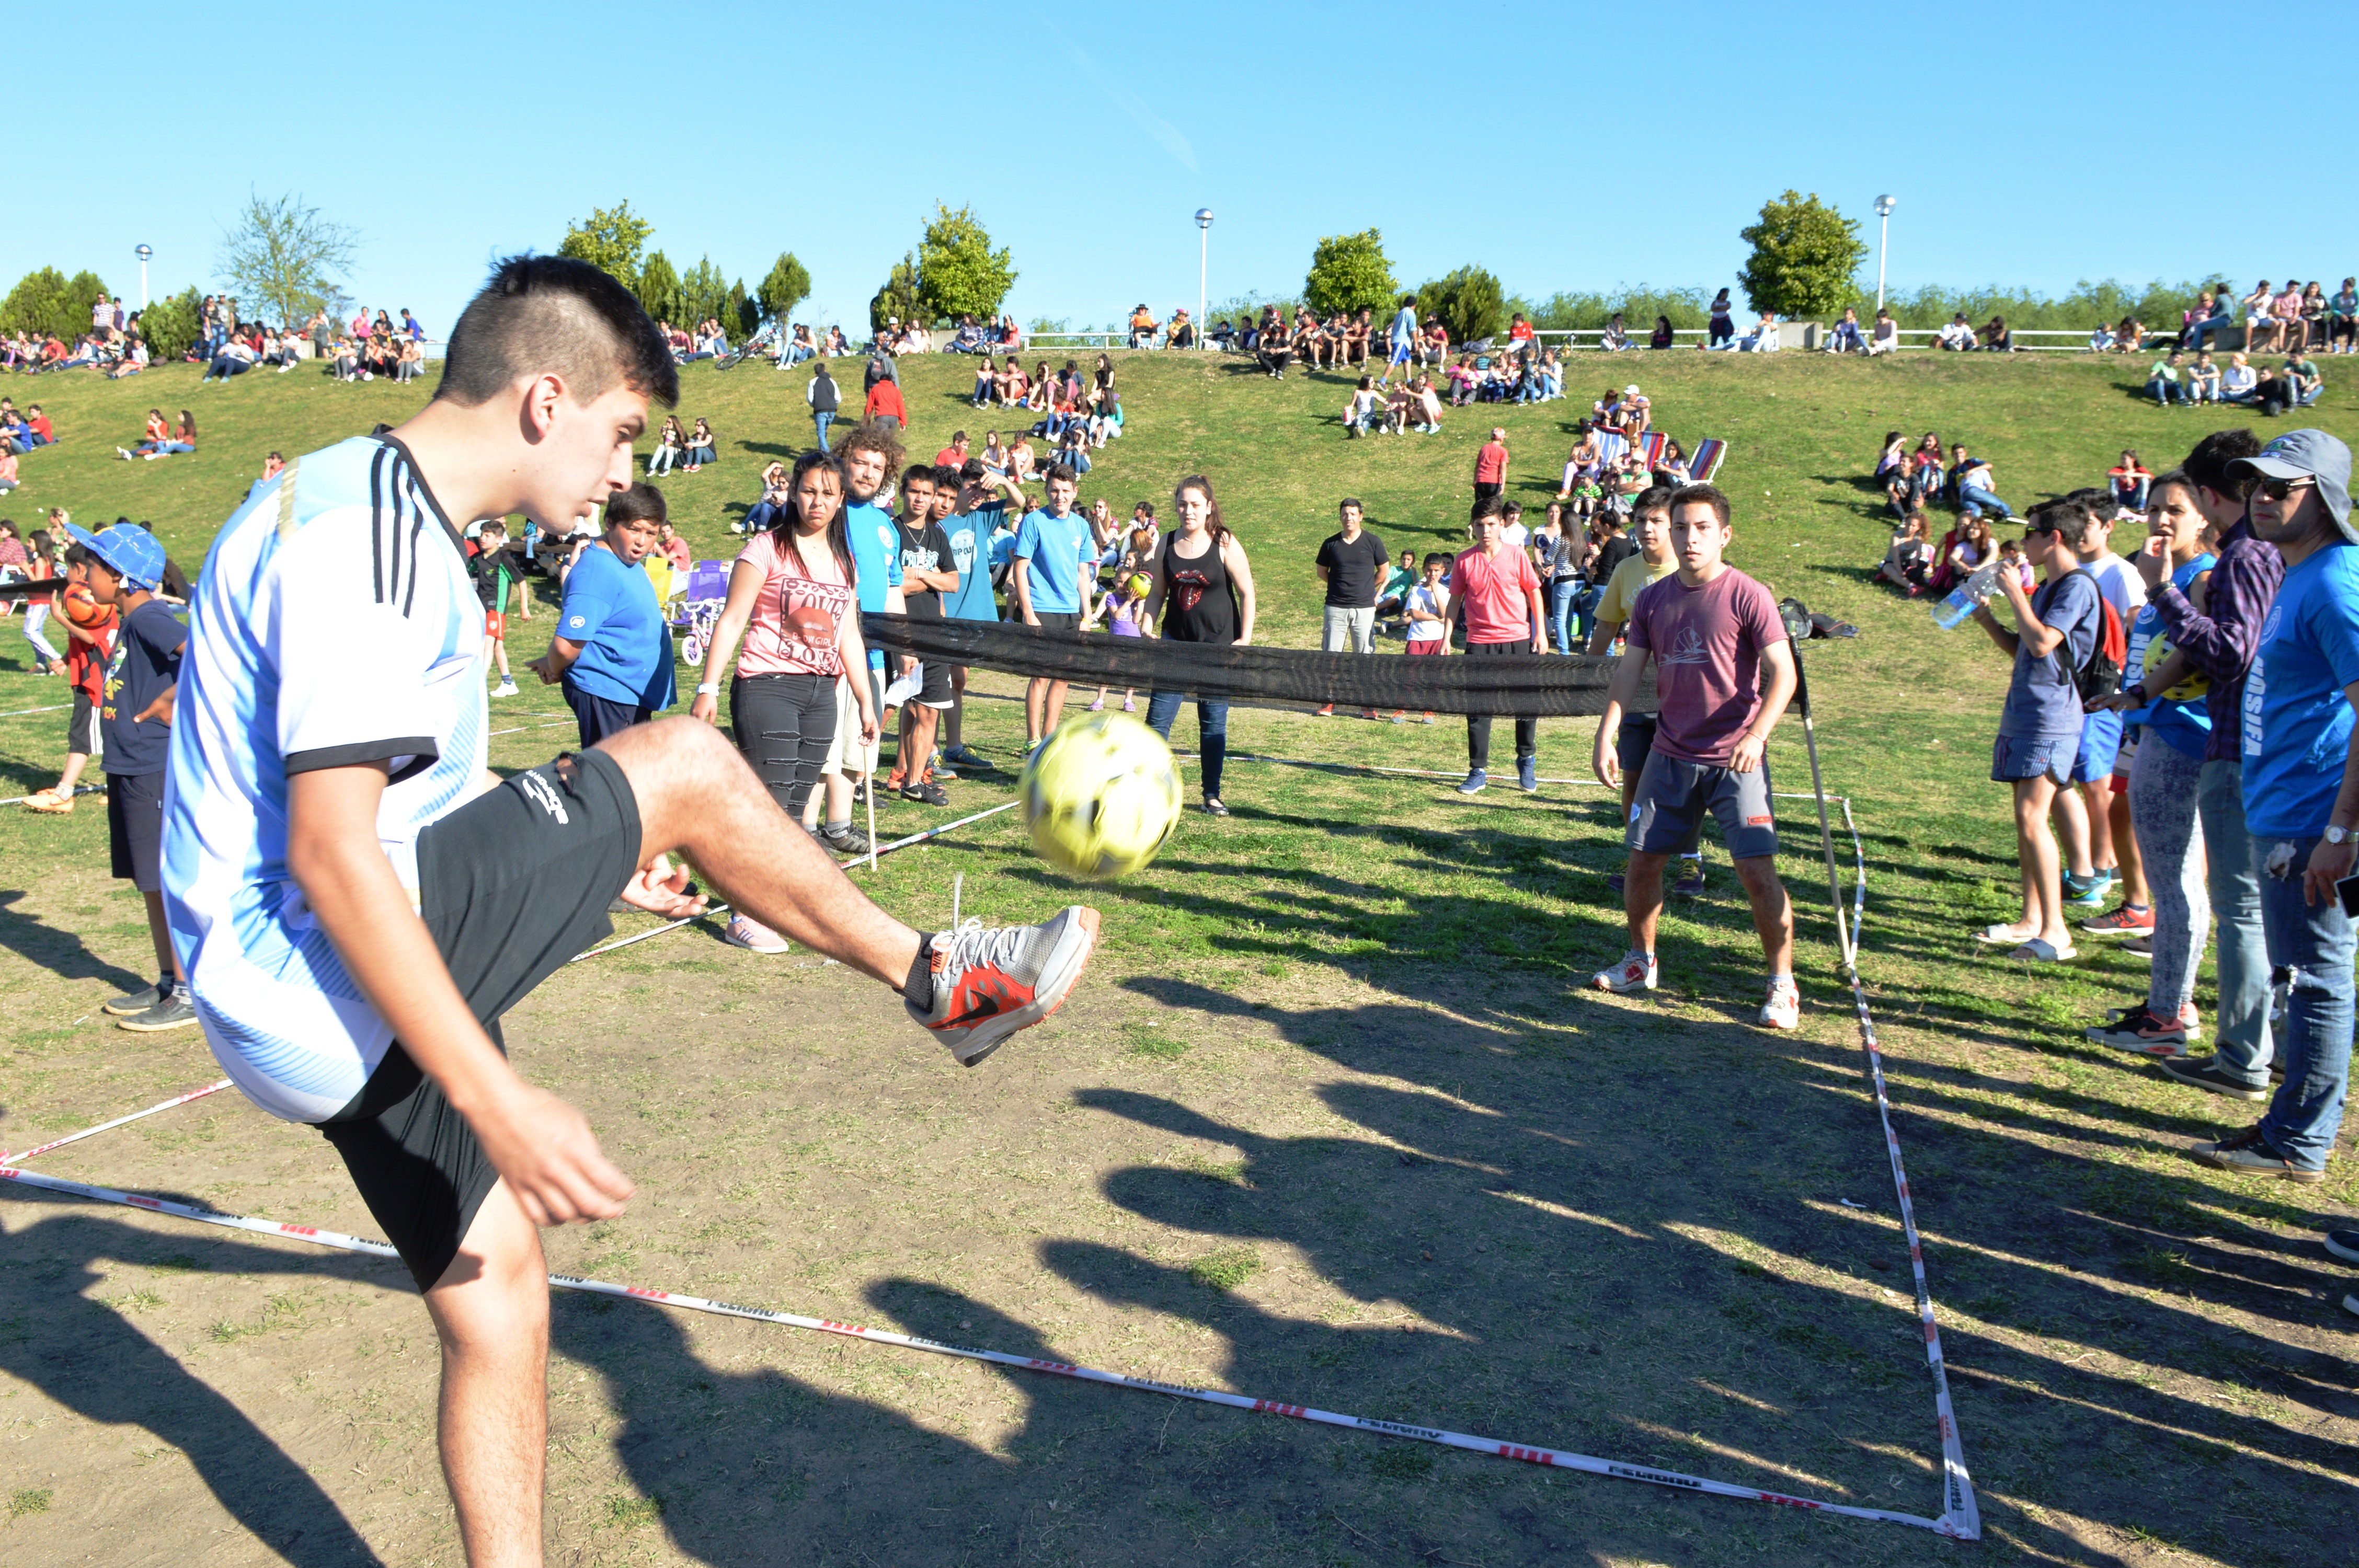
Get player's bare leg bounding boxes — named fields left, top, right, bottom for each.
left=426, top=1183, right=547, bottom=1567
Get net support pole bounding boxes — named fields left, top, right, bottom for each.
left=1786, top=634, right=1854, bottom=972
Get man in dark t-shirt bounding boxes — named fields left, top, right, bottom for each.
left=890, top=466, right=960, bottom=805
left=1314, top=498, right=1389, bottom=717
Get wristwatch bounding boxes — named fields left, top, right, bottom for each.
left=695, top=682, right=720, bottom=696
left=2328, top=825, right=2352, bottom=846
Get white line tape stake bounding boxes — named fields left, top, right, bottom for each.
left=0, top=1162, right=1967, bottom=1536
left=1, top=783, right=104, bottom=809
left=0, top=703, right=71, bottom=721
left=1, top=1080, right=234, bottom=1167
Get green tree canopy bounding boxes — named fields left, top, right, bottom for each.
left=914, top=204, right=1016, bottom=324
left=871, top=252, right=924, bottom=334
left=1737, top=191, right=1867, bottom=320
left=759, top=252, right=812, bottom=324
left=216, top=190, right=357, bottom=327
left=139, top=287, right=202, bottom=362
left=558, top=200, right=652, bottom=291
left=726, top=278, right=755, bottom=337
left=0, top=268, right=75, bottom=338
left=1416, top=266, right=1506, bottom=345
left=1303, top=229, right=1398, bottom=317
left=635, top=251, right=681, bottom=326
left=676, top=256, right=730, bottom=327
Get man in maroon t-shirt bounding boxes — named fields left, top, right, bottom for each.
left=1451, top=497, right=1548, bottom=794
left=1473, top=428, right=1508, bottom=505
left=1589, top=483, right=1802, bottom=1029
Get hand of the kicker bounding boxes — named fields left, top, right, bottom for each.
left=473, top=1081, right=634, bottom=1226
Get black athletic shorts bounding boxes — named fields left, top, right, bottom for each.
left=68, top=688, right=98, bottom=756
left=1033, top=610, right=1082, bottom=635
left=316, top=748, right=644, bottom=1291
left=107, top=769, right=164, bottom=891
left=911, top=653, right=954, bottom=708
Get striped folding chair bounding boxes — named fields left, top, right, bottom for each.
left=1689, top=439, right=1729, bottom=483
left=1635, top=431, right=1668, bottom=468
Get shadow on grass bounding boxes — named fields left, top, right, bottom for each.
left=0, top=889, right=149, bottom=995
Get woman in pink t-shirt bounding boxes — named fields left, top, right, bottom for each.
left=691, top=451, right=877, bottom=951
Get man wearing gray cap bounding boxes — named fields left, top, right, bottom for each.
left=2191, top=428, right=2359, bottom=1187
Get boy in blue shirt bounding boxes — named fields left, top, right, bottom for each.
left=1970, top=499, right=2103, bottom=964
left=529, top=482, right=675, bottom=746
left=73, top=522, right=194, bottom=1033
left=936, top=459, right=1025, bottom=773
left=1011, top=461, right=1096, bottom=752
left=816, top=423, right=907, bottom=850
left=2193, top=430, right=2359, bottom=1190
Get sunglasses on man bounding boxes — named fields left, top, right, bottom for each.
left=2254, top=477, right=2316, bottom=502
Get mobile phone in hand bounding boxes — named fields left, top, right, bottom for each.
left=2339, top=871, right=2359, bottom=921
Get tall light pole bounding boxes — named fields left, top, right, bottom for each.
left=1195, top=209, right=1213, bottom=349
left=135, top=244, right=153, bottom=310
left=1872, top=195, right=1896, bottom=316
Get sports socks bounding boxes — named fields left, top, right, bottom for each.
left=904, top=938, right=935, bottom=1010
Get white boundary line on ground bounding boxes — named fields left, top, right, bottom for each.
left=0, top=1080, right=233, bottom=1166
left=0, top=1157, right=1963, bottom=1536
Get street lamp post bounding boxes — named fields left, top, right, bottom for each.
left=1872, top=195, right=1896, bottom=316
left=135, top=244, right=153, bottom=311
left=1195, top=209, right=1213, bottom=350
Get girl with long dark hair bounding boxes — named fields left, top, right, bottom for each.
left=692, top=450, right=877, bottom=951
left=1140, top=475, right=1257, bottom=817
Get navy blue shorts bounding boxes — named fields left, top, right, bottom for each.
left=564, top=675, right=652, bottom=750
left=1991, top=733, right=2075, bottom=785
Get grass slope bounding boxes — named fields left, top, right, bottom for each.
left=0, top=351, right=2353, bottom=1567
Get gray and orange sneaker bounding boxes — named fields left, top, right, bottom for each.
left=910, top=907, right=1101, bottom=1066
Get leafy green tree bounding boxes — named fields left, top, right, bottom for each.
left=675, top=256, right=729, bottom=327
left=1303, top=229, right=1398, bottom=317
left=1416, top=266, right=1506, bottom=345
left=726, top=279, right=757, bottom=337
left=871, top=252, right=924, bottom=334
left=558, top=200, right=651, bottom=291
left=1737, top=191, right=1866, bottom=320
left=139, top=287, right=203, bottom=362
left=217, top=190, right=357, bottom=327
left=914, top=204, right=1016, bottom=324
left=758, top=252, right=812, bottom=324
left=635, top=251, right=681, bottom=326
left=0, top=267, right=74, bottom=338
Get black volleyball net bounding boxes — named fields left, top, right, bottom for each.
left=860, top=615, right=1653, bottom=718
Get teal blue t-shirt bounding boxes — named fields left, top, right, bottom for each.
left=2242, top=540, right=2359, bottom=838
left=1012, top=507, right=1094, bottom=615
left=842, top=499, right=904, bottom=670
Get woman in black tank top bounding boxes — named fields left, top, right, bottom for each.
left=1142, top=476, right=1258, bottom=816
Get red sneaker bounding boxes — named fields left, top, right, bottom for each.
left=2081, top=903, right=2154, bottom=937
left=908, top=907, right=1101, bottom=1066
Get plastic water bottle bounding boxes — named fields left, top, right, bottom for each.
left=1932, top=563, right=2000, bottom=630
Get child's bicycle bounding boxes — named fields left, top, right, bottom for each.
left=670, top=561, right=732, bottom=666
left=716, top=324, right=776, bottom=372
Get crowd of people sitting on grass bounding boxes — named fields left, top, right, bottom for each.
left=2143, top=349, right=2324, bottom=413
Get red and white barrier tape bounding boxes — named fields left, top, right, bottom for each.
left=0, top=1079, right=233, bottom=1166
left=0, top=702, right=72, bottom=721
left=1, top=782, right=104, bottom=808
left=0, top=1160, right=1962, bottom=1534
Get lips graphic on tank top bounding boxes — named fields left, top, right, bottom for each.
left=1171, top=569, right=1211, bottom=614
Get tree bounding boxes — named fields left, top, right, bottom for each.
left=726, top=278, right=757, bottom=337
left=1416, top=266, right=1506, bottom=345
left=139, top=287, right=202, bottom=363
left=676, top=256, right=729, bottom=327
left=558, top=200, right=651, bottom=291
left=758, top=252, right=812, bottom=324
left=216, top=190, right=358, bottom=328
left=1737, top=191, right=1867, bottom=320
left=1303, top=229, right=1398, bottom=317
left=914, top=203, right=1016, bottom=324
left=0, top=268, right=74, bottom=338
left=871, top=252, right=924, bottom=334
left=636, top=251, right=681, bottom=326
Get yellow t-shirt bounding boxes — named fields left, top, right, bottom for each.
left=1595, top=552, right=1677, bottom=627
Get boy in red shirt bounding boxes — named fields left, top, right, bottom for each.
left=22, top=546, right=117, bottom=814
left=1589, top=483, right=1802, bottom=1028
left=1473, top=427, right=1509, bottom=505
left=1451, top=497, right=1548, bottom=793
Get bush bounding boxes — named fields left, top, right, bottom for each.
left=0, top=267, right=94, bottom=339
left=1303, top=229, right=1398, bottom=318
left=1522, top=285, right=1715, bottom=333
left=140, top=288, right=202, bottom=363
left=1417, top=266, right=1505, bottom=345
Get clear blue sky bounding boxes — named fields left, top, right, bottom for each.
left=12, top=0, right=2348, bottom=335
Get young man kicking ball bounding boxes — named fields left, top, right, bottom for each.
left=1589, top=483, right=1801, bottom=1028
left=162, top=256, right=1097, bottom=1566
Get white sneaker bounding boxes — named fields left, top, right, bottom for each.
left=722, top=913, right=790, bottom=953
left=117, top=446, right=132, bottom=460
left=1759, top=978, right=1801, bottom=1030
left=1592, top=951, right=1657, bottom=994
left=493, top=679, right=519, bottom=697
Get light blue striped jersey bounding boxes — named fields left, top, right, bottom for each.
left=163, top=435, right=487, bottom=1123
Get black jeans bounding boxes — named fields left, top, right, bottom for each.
left=730, top=671, right=835, bottom=818
left=1463, top=639, right=1538, bottom=768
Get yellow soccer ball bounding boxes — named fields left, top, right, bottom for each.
left=1125, top=571, right=1154, bottom=601
left=1020, top=711, right=1182, bottom=880
left=2143, top=635, right=2210, bottom=703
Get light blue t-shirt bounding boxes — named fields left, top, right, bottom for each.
left=2242, top=541, right=2359, bottom=839
left=842, top=499, right=904, bottom=670
left=2125, top=552, right=2215, bottom=758
left=559, top=543, right=675, bottom=710
left=1013, top=508, right=1094, bottom=615
left=938, top=502, right=1005, bottom=623
left=1998, top=571, right=2099, bottom=742
left=1391, top=306, right=1418, bottom=347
